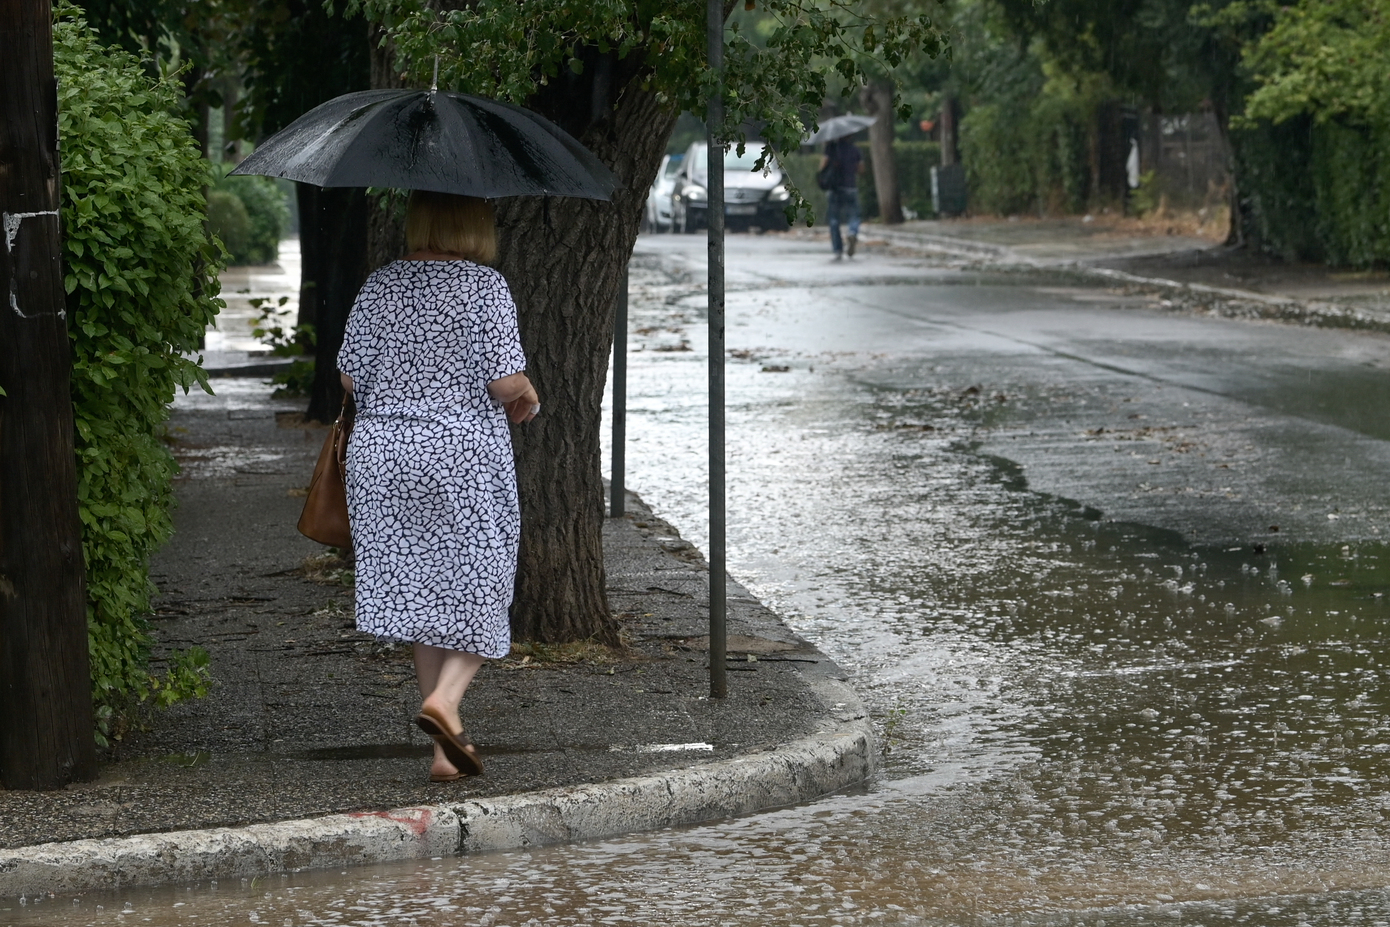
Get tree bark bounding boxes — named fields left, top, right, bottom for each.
left=1210, top=97, right=1244, bottom=249
left=860, top=80, right=903, bottom=224
left=297, top=21, right=405, bottom=401
left=294, top=183, right=320, bottom=344
left=367, top=22, right=408, bottom=273
left=496, top=62, right=677, bottom=644
left=939, top=95, right=959, bottom=166
left=0, top=0, right=97, bottom=790
left=301, top=185, right=369, bottom=423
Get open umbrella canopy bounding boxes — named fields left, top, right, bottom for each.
left=802, top=114, right=877, bottom=147
left=231, top=89, right=617, bottom=201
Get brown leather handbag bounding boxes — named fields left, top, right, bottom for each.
left=297, top=393, right=354, bottom=549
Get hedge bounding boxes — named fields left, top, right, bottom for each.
left=211, top=166, right=290, bottom=265
left=1234, top=116, right=1390, bottom=267
left=55, top=4, right=220, bottom=743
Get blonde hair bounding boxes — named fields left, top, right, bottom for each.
left=405, top=191, right=497, bottom=263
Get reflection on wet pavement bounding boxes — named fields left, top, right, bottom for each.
left=15, top=234, right=1390, bottom=925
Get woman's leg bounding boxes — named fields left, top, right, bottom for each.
left=414, top=643, right=485, bottom=774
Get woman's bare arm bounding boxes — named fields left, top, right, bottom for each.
left=340, top=371, right=354, bottom=393
left=488, top=372, right=540, bottom=423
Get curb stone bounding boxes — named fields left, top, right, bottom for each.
left=0, top=673, right=874, bottom=899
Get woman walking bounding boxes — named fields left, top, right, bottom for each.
left=338, top=190, right=538, bottom=782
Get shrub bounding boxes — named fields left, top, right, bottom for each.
left=207, top=190, right=252, bottom=263
left=212, top=167, right=289, bottom=265
left=55, top=4, right=220, bottom=744
left=1129, top=171, right=1161, bottom=217
left=1232, top=116, right=1390, bottom=267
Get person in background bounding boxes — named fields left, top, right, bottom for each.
left=337, top=190, right=539, bottom=782
left=821, top=136, right=864, bottom=260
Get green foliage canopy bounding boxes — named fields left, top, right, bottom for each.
left=236, top=0, right=372, bottom=140
left=55, top=4, right=220, bottom=740
left=1236, top=0, right=1390, bottom=128
left=347, top=0, right=947, bottom=190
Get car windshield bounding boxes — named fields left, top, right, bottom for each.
left=663, top=156, right=684, bottom=179
left=692, top=144, right=772, bottom=174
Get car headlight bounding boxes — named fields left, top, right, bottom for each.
left=685, top=185, right=707, bottom=202
left=770, top=184, right=790, bottom=201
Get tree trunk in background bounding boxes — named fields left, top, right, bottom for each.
left=295, top=183, right=320, bottom=341
left=861, top=81, right=903, bottom=224
left=497, top=64, right=677, bottom=644
left=939, top=95, right=959, bottom=166
left=182, top=65, right=211, bottom=161
left=367, top=23, right=408, bottom=272
left=0, top=0, right=96, bottom=790
left=1210, top=99, right=1243, bottom=248
left=1094, top=101, right=1128, bottom=207
left=301, top=185, right=369, bottom=422
left=222, top=77, right=241, bottom=164
left=1141, top=109, right=1161, bottom=182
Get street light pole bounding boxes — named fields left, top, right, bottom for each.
left=0, top=0, right=97, bottom=789
left=707, top=0, right=727, bottom=699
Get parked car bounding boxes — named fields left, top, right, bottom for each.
left=670, top=141, right=792, bottom=233
left=643, top=153, right=683, bottom=232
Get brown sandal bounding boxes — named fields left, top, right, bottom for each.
left=416, top=705, right=484, bottom=777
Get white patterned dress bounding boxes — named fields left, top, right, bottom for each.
left=337, top=259, right=526, bottom=658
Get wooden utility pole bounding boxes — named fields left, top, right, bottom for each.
left=0, top=0, right=97, bottom=790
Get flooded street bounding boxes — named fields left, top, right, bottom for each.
left=17, top=233, right=1390, bottom=926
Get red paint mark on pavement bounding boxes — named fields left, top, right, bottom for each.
left=349, top=808, right=434, bottom=836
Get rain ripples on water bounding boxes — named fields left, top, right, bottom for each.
left=14, top=245, right=1390, bottom=926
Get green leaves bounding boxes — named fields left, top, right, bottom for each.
left=1237, top=0, right=1390, bottom=128
left=55, top=3, right=224, bottom=740
left=348, top=0, right=947, bottom=222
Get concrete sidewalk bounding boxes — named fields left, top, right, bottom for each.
left=0, top=381, right=874, bottom=899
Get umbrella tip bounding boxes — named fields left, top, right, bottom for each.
left=432, top=56, right=439, bottom=92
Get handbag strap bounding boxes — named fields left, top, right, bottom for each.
left=334, top=391, right=355, bottom=468
left=338, top=390, right=355, bottom=423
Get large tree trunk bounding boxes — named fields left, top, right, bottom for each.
left=860, top=80, right=903, bottom=224
left=0, top=0, right=96, bottom=789
left=496, top=62, right=677, bottom=644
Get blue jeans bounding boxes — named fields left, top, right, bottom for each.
left=827, top=187, right=861, bottom=254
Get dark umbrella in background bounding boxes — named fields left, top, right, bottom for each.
left=231, top=88, right=616, bottom=199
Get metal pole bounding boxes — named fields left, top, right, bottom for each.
left=707, top=0, right=727, bottom=699
left=610, top=265, right=628, bottom=517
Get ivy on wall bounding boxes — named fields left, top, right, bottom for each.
left=55, top=4, right=219, bottom=743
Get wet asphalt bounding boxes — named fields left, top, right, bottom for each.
left=10, top=227, right=1390, bottom=925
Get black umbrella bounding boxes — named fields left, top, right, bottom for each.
left=230, top=89, right=616, bottom=200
